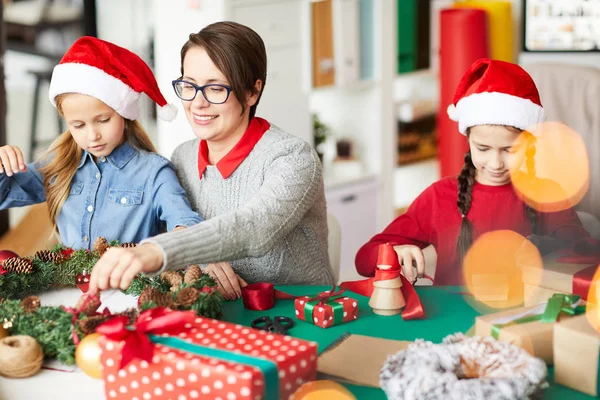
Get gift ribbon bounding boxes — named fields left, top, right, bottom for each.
left=62, top=294, right=103, bottom=345
left=242, top=283, right=342, bottom=311
left=96, top=308, right=280, bottom=400
left=489, top=294, right=585, bottom=339
left=573, top=265, right=599, bottom=301
left=339, top=271, right=428, bottom=320
left=96, top=307, right=197, bottom=369
left=150, top=336, right=279, bottom=400
left=302, top=288, right=347, bottom=326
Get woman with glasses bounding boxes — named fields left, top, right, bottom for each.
left=89, top=21, right=336, bottom=298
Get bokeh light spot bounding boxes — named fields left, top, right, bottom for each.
left=291, top=380, right=356, bottom=400
left=511, top=122, right=589, bottom=213
left=463, top=230, right=543, bottom=309
left=585, top=266, right=600, bottom=333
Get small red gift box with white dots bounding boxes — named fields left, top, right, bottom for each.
left=294, top=295, right=358, bottom=329
left=99, top=315, right=318, bottom=400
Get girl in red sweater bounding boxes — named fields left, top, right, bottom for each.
left=355, top=59, right=590, bottom=285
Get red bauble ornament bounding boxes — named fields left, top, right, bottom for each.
left=76, top=270, right=91, bottom=293
left=0, top=250, right=18, bottom=265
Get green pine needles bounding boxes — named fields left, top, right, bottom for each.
left=0, top=243, right=224, bottom=366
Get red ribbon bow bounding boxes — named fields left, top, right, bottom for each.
left=340, top=273, right=427, bottom=320
left=304, top=284, right=345, bottom=304
left=96, top=307, right=196, bottom=369
left=62, top=294, right=103, bottom=345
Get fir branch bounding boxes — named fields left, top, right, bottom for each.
left=0, top=300, right=77, bottom=365
left=124, top=275, right=171, bottom=296
left=0, top=249, right=99, bottom=299
left=191, top=291, right=223, bottom=319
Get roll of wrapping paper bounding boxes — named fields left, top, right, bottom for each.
left=438, top=8, right=488, bottom=177
left=454, top=1, right=514, bottom=63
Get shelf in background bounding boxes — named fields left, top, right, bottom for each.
left=394, top=158, right=440, bottom=209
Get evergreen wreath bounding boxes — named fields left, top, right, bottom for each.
left=0, top=239, right=224, bottom=365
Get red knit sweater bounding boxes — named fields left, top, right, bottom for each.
left=355, top=177, right=589, bottom=285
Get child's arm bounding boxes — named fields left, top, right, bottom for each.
left=0, top=145, right=46, bottom=208
left=355, top=190, right=433, bottom=278
left=151, top=160, right=203, bottom=230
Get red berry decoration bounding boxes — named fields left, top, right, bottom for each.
left=60, top=247, right=75, bottom=259
left=76, top=270, right=91, bottom=293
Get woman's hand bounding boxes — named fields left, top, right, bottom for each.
left=0, top=145, right=27, bottom=176
left=204, top=262, right=247, bottom=301
left=88, top=243, right=164, bottom=293
left=393, top=245, right=425, bottom=283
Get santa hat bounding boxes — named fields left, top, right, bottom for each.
left=48, top=36, right=177, bottom=122
left=447, top=58, right=545, bottom=135
left=377, top=243, right=400, bottom=270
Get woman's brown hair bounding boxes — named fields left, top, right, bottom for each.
left=40, top=94, right=157, bottom=233
left=455, top=126, right=539, bottom=265
left=180, top=21, right=267, bottom=120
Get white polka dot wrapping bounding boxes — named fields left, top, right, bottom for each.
left=380, top=333, right=548, bottom=400
left=99, top=313, right=319, bottom=399
left=294, top=294, right=359, bottom=329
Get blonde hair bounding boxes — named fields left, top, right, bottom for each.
left=40, top=94, right=157, bottom=232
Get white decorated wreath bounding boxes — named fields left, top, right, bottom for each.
left=380, top=333, right=548, bottom=400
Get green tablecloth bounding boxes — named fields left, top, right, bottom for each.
left=219, top=285, right=593, bottom=399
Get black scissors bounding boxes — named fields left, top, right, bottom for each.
left=251, top=316, right=295, bottom=334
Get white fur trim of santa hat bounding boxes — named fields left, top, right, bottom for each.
left=449, top=91, right=545, bottom=135
left=49, top=62, right=141, bottom=120
left=157, top=103, right=178, bottom=122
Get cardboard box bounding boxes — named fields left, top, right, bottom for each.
left=554, top=314, right=600, bottom=396
left=475, top=296, right=582, bottom=365
left=521, top=252, right=597, bottom=306
left=100, top=312, right=318, bottom=400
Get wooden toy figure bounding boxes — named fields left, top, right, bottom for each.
left=369, top=243, right=406, bottom=316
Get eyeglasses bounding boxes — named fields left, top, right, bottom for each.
left=172, top=79, right=233, bottom=104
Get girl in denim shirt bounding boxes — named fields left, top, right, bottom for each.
left=0, top=37, right=202, bottom=250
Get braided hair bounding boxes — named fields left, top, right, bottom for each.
left=455, top=127, right=540, bottom=265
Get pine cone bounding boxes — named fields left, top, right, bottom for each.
left=78, top=315, right=110, bottom=334
left=94, top=236, right=110, bottom=256
left=75, top=294, right=102, bottom=316
left=138, top=287, right=174, bottom=309
left=3, top=257, right=33, bottom=274
left=184, top=265, right=203, bottom=285
left=119, top=242, right=137, bottom=248
left=116, top=308, right=138, bottom=324
left=35, top=250, right=64, bottom=264
left=21, top=295, right=41, bottom=313
left=176, top=287, right=200, bottom=307
left=160, top=271, right=183, bottom=292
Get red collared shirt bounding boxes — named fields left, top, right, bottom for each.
left=197, top=117, right=271, bottom=179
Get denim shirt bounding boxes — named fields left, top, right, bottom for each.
left=0, top=141, right=203, bottom=250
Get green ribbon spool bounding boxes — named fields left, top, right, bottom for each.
left=491, top=293, right=585, bottom=339
left=150, top=335, right=279, bottom=400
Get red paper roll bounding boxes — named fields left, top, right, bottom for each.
left=438, top=8, right=489, bottom=177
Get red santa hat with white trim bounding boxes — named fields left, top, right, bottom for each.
left=447, top=58, right=545, bottom=135
left=49, top=36, right=177, bottom=122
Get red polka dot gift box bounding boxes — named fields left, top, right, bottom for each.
left=294, top=290, right=358, bottom=329
left=97, top=307, right=318, bottom=400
